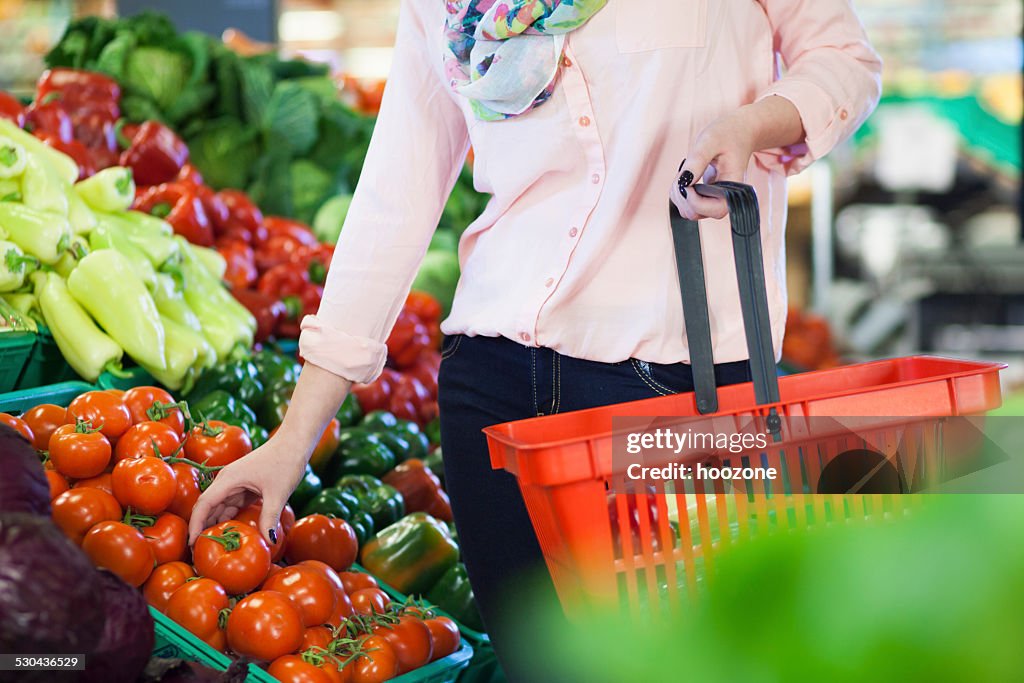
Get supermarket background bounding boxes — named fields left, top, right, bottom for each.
left=0, top=1, right=1022, bottom=682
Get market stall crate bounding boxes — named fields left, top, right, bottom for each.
left=97, top=365, right=156, bottom=391
left=0, top=331, right=35, bottom=393
left=14, top=327, right=79, bottom=391
left=0, top=380, right=94, bottom=413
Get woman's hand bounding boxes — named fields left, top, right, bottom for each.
left=186, top=437, right=307, bottom=546
left=671, top=96, right=805, bottom=220
left=187, top=362, right=353, bottom=546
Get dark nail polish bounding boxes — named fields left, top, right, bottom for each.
left=268, top=528, right=278, bottom=544
left=677, top=176, right=689, bottom=198
left=678, top=158, right=687, bottom=172
left=680, top=170, right=694, bottom=187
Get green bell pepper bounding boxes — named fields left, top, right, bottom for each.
left=424, top=448, right=445, bottom=488
left=190, top=390, right=259, bottom=435
left=424, top=417, right=441, bottom=446
left=257, top=383, right=292, bottom=431
left=187, top=359, right=262, bottom=402
left=394, top=420, right=430, bottom=462
left=299, top=487, right=373, bottom=545
left=359, top=512, right=460, bottom=596
left=362, top=410, right=399, bottom=431
left=328, top=430, right=396, bottom=480
left=376, top=430, right=413, bottom=465
left=336, top=393, right=363, bottom=428
left=74, top=166, right=134, bottom=212
left=426, top=562, right=485, bottom=632
left=249, top=424, right=269, bottom=449
left=336, top=474, right=405, bottom=530
left=288, top=465, right=323, bottom=512
left=67, top=248, right=166, bottom=370
left=252, top=347, right=301, bottom=388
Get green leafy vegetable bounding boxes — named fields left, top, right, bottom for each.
left=186, top=119, right=260, bottom=190
left=263, top=81, right=320, bottom=156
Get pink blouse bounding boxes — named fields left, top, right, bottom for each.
left=299, top=0, right=882, bottom=384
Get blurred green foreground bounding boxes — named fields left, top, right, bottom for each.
left=512, top=495, right=1024, bottom=683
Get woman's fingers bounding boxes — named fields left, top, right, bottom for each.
left=188, top=471, right=249, bottom=545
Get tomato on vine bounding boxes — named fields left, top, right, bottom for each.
left=193, top=521, right=272, bottom=594
left=226, top=591, right=304, bottom=662
left=184, top=420, right=252, bottom=467
left=164, top=578, right=230, bottom=651
left=111, top=455, right=176, bottom=515
left=68, top=391, right=132, bottom=440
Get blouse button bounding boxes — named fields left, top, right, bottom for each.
left=578, top=115, right=591, bottom=127
left=562, top=56, right=573, bottom=68
left=520, top=332, right=531, bottom=343
left=569, top=227, right=578, bottom=237
left=544, top=277, right=554, bottom=287
left=839, top=108, right=849, bottom=121
left=591, top=173, right=601, bottom=184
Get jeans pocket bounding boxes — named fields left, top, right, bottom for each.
left=630, top=359, right=695, bottom=396
left=440, top=333, right=464, bottom=360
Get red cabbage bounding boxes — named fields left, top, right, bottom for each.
left=0, top=425, right=50, bottom=516
left=81, top=569, right=155, bottom=683
left=0, top=513, right=105, bottom=681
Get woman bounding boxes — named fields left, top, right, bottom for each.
left=189, top=0, right=881, bottom=679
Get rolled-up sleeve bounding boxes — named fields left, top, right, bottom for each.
left=753, top=0, right=883, bottom=175
left=298, top=0, right=470, bottom=383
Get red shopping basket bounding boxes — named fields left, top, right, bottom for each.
left=483, top=183, right=1006, bottom=620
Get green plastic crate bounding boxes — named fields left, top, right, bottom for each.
left=152, top=600, right=472, bottom=683
left=354, top=564, right=501, bottom=683
left=15, top=328, right=79, bottom=391
left=0, top=332, right=36, bottom=392
left=0, top=381, right=94, bottom=413
left=97, top=365, right=156, bottom=391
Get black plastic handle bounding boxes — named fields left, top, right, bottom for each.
left=669, top=181, right=782, bottom=437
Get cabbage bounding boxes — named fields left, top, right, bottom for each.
left=0, top=514, right=106, bottom=677
left=82, top=570, right=155, bottom=683
left=0, top=425, right=50, bottom=516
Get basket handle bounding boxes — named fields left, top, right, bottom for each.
left=669, top=181, right=782, bottom=437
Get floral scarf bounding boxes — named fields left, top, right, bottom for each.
left=443, top=0, right=607, bottom=121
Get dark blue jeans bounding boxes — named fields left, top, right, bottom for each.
left=437, top=334, right=751, bottom=682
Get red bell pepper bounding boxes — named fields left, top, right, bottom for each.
left=382, top=459, right=453, bottom=522
left=0, top=92, right=25, bottom=127
left=36, top=69, right=120, bottom=119
left=230, top=288, right=286, bottom=344
left=35, top=133, right=95, bottom=180
left=351, top=368, right=402, bottom=414
left=261, top=216, right=319, bottom=248
left=176, top=169, right=230, bottom=232
left=406, top=350, right=440, bottom=400
left=386, top=310, right=432, bottom=370
left=216, top=189, right=264, bottom=241
left=389, top=374, right=433, bottom=426
left=134, top=182, right=214, bottom=246
left=405, top=291, right=442, bottom=325
left=72, top=112, right=119, bottom=170
left=24, top=101, right=72, bottom=143
left=256, top=261, right=323, bottom=338
left=176, top=163, right=205, bottom=186
left=119, top=121, right=189, bottom=186
left=217, top=240, right=258, bottom=290
left=254, top=234, right=309, bottom=273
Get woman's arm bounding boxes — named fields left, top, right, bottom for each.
left=188, top=0, right=470, bottom=544
left=674, top=0, right=882, bottom=220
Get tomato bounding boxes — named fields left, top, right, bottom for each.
left=46, top=469, right=69, bottom=500
left=226, top=591, right=304, bottom=662
left=123, top=386, right=185, bottom=437
left=167, top=462, right=201, bottom=521
left=424, top=617, right=460, bottom=660
left=48, top=423, right=111, bottom=479
left=82, top=521, right=155, bottom=587
left=137, top=512, right=189, bottom=564
left=193, top=520, right=272, bottom=595
left=111, top=455, right=176, bottom=515
left=105, top=389, right=126, bottom=398
left=0, top=413, right=34, bottom=443
left=184, top=420, right=252, bottom=468
left=68, top=391, right=132, bottom=440
left=350, top=588, right=390, bottom=617
left=262, top=566, right=337, bottom=627
left=352, top=635, right=399, bottom=683
left=114, top=421, right=182, bottom=461
left=374, top=615, right=432, bottom=674
left=301, top=625, right=334, bottom=651
left=234, top=500, right=286, bottom=561
left=165, top=578, right=229, bottom=651
left=72, top=472, right=113, bottom=495
left=309, top=418, right=341, bottom=472
left=284, top=514, right=358, bottom=572
left=52, top=488, right=122, bottom=545
left=22, top=404, right=68, bottom=450
left=339, top=572, right=378, bottom=595
left=143, top=561, right=196, bottom=612
left=281, top=503, right=297, bottom=535
left=268, top=655, right=337, bottom=683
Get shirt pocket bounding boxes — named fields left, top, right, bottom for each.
left=615, top=0, right=708, bottom=53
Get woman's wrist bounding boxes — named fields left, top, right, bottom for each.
left=274, top=362, right=353, bottom=462
left=739, top=96, right=806, bottom=153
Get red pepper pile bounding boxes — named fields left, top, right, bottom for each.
left=350, top=292, right=443, bottom=427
